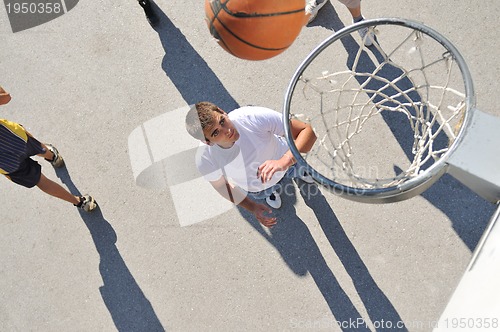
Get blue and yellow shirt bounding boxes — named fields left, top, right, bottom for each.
left=0, top=119, right=29, bottom=174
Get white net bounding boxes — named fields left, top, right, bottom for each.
left=288, top=21, right=468, bottom=191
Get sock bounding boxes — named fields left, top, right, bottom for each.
left=43, top=149, right=56, bottom=162
left=353, top=15, right=364, bottom=23
left=74, top=197, right=84, bottom=207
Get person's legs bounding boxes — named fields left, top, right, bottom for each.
left=38, top=144, right=53, bottom=160
left=337, top=0, right=361, bottom=17
left=7, top=158, right=77, bottom=204
left=36, top=173, right=80, bottom=205
left=247, top=183, right=283, bottom=209
left=38, top=143, right=64, bottom=167
left=7, top=143, right=97, bottom=211
left=306, top=0, right=329, bottom=24
left=346, top=6, right=361, bottom=19
left=286, top=164, right=315, bottom=184
left=36, top=174, right=97, bottom=211
left=338, top=0, right=375, bottom=46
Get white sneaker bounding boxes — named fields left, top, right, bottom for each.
left=306, top=0, right=328, bottom=24
left=355, top=18, right=375, bottom=46
left=75, top=194, right=97, bottom=212
left=45, top=144, right=65, bottom=168
left=265, top=191, right=282, bottom=209
left=296, top=169, right=315, bottom=184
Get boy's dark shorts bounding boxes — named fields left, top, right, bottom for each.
left=5, top=135, right=46, bottom=188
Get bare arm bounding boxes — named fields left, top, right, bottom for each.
left=210, top=176, right=277, bottom=228
left=257, top=119, right=317, bottom=183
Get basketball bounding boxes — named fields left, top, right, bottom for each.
left=205, top=0, right=306, bottom=61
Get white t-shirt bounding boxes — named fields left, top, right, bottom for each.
left=195, top=106, right=290, bottom=192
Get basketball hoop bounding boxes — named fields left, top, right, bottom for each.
left=284, top=18, right=499, bottom=203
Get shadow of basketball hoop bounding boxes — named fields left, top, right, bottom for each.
left=308, top=3, right=495, bottom=252
left=131, top=4, right=408, bottom=327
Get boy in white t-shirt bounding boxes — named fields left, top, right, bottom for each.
left=185, top=102, right=317, bottom=228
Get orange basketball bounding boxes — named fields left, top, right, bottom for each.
left=205, top=0, right=306, bottom=61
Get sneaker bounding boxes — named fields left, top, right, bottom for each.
left=265, top=191, right=282, bottom=209
left=355, top=18, right=375, bottom=46
left=45, top=144, right=64, bottom=168
left=75, top=194, right=97, bottom=212
left=296, top=168, right=315, bottom=184
left=139, top=0, right=159, bottom=27
left=306, top=0, right=328, bottom=24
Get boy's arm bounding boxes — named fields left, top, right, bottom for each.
left=257, top=119, right=317, bottom=183
left=0, top=86, right=12, bottom=106
left=209, top=176, right=277, bottom=228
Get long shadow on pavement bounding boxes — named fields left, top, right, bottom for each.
left=55, top=167, right=165, bottom=332
left=240, top=179, right=405, bottom=331
left=151, top=0, right=239, bottom=111
left=147, top=2, right=403, bottom=329
left=300, top=182, right=407, bottom=331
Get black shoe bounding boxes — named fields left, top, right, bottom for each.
left=139, top=0, right=159, bottom=27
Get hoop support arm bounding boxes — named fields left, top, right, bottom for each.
left=447, top=109, right=500, bottom=203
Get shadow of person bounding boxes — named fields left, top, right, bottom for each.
left=299, top=183, right=408, bottom=331
left=239, top=179, right=372, bottom=331
left=55, top=167, right=165, bottom=332
left=149, top=0, right=239, bottom=111
left=307, top=3, right=495, bottom=252
left=146, top=3, right=400, bottom=324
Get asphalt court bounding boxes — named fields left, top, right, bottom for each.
left=0, top=1, right=499, bottom=331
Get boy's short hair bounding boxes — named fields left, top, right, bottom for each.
left=185, top=102, right=224, bottom=142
